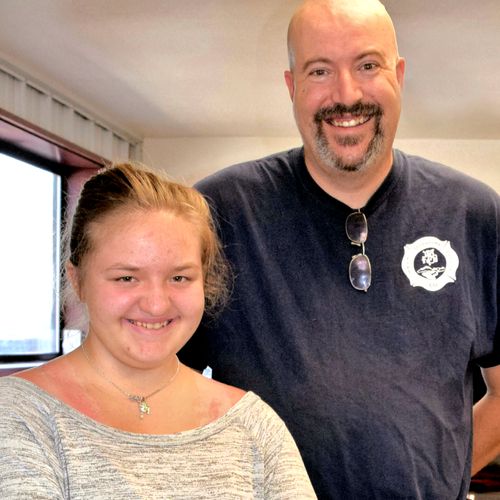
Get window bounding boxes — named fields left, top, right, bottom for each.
left=0, top=107, right=106, bottom=370
left=0, top=152, right=61, bottom=358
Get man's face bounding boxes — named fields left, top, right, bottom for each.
left=285, top=6, right=405, bottom=176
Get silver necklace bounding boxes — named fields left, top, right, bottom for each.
left=81, top=342, right=180, bottom=419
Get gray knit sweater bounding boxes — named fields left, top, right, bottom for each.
left=0, top=377, right=316, bottom=499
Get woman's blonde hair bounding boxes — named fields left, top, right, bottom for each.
left=62, top=162, right=229, bottom=330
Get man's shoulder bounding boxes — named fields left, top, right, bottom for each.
left=195, top=147, right=303, bottom=195
left=396, top=149, right=499, bottom=204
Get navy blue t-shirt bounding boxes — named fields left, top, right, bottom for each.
left=181, top=148, right=500, bottom=499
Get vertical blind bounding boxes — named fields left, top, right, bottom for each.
left=0, top=59, right=142, bottom=162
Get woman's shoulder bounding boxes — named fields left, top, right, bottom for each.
left=0, top=375, right=60, bottom=429
left=186, top=368, right=247, bottom=420
left=0, top=372, right=50, bottom=398
left=0, top=374, right=29, bottom=392
left=15, top=351, right=86, bottom=402
left=189, top=370, right=286, bottom=435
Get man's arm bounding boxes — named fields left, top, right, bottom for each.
left=472, top=364, right=500, bottom=475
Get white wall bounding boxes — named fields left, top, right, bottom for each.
left=143, top=136, right=301, bottom=185
left=144, top=136, right=500, bottom=193
left=395, top=139, right=500, bottom=193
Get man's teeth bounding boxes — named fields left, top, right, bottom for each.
left=329, top=115, right=371, bottom=128
left=130, top=320, right=171, bottom=330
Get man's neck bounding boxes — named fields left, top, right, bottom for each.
left=304, top=151, right=393, bottom=209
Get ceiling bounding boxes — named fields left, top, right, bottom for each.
left=0, top=0, right=498, bottom=141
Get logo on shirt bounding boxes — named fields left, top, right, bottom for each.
left=401, top=236, right=459, bottom=292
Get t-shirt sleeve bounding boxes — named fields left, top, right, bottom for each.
left=0, top=380, right=66, bottom=498
left=475, top=192, right=500, bottom=369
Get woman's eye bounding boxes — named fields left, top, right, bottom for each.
left=172, top=276, right=188, bottom=283
left=117, top=276, right=134, bottom=282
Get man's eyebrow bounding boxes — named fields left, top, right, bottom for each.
left=355, top=50, right=386, bottom=62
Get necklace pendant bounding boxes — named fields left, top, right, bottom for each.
left=128, top=395, right=151, bottom=418
left=138, top=398, right=151, bottom=418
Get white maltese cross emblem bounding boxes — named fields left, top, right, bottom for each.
left=401, top=236, right=459, bottom=291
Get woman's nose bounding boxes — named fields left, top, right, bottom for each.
left=139, top=284, right=171, bottom=315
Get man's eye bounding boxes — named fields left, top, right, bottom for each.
left=361, top=62, right=378, bottom=71
left=311, top=69, right=327, bottom=77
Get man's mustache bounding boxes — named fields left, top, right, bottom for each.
left=314, top=102, right=383, bottom=123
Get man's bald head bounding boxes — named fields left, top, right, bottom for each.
left=287, top=0, right=399, bottom=70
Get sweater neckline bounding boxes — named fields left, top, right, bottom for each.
left=6, top=376, right=257, bottom=444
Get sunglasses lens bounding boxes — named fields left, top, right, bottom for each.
left=346, top=212, right=368, bottom=244
left=349, top=254, right=371, bottom=291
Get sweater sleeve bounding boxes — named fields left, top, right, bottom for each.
left=263, top=423, right=317, bottom=499
left=0, top=379, right=66, bottom=499
left=240, top=395, right=317, bottom=499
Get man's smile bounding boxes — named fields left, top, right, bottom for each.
left=324, top=114, right=372, bottom=128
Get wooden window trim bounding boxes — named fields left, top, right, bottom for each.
left=0, top=107, right=107, bottom=375
left=0, top=106, right=107, bottom=170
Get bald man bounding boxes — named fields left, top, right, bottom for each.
left=181, top=1, right=500, bottom=497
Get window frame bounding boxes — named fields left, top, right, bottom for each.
left=0, top=107, right=108, bottom=370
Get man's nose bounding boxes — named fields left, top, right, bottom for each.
left=331, top=70, right=363, bottom=107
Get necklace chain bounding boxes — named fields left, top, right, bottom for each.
left=81, top=342, right=180, bottom=419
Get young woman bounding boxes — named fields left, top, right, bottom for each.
left=0, top=163, right=316, bottom=499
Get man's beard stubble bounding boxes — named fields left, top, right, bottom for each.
left=313, top=102, right=384, bottom=173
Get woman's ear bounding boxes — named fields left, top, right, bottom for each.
left=66, top=261, right=82, bottom=301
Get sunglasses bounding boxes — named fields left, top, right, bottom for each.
left=345, top=210, right=371, bottom=292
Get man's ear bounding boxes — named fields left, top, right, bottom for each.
left=284, top=70, right=295, bottom=101
left=396, top=57, right=406, bottom=89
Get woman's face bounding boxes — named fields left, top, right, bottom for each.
left=71, top=209, right=205, bottom=370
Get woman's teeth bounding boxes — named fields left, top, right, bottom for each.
left=129, top=319, right=171, bottom=330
